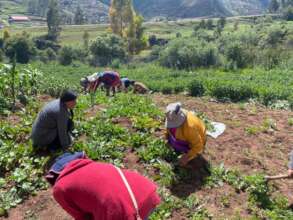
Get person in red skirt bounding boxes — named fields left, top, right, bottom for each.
left=46, top=152, right=160, bottom=220
left=88, top=71, right=121, bottom=96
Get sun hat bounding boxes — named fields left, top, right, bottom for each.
left=165, top=102, right=187, bottom=128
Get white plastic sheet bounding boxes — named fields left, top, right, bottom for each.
left=207, top=122, right=226, bottom=139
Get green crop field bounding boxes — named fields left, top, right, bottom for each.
left=1, top=11, right=293, bottom=219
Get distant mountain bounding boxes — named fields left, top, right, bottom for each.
left=0, top=0, right=270, bottom=23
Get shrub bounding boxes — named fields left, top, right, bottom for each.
left=159, top=38, right=219, bottom=69
left=72, top=47, right=88, bottom=63
left=58, top=46, right=74, bottom=65
left=265, top=27, right=286, bottom=47
left=210, top=82, right=255, bottom=102
left=46, top=48, right=57, bottom=61
left=0, top=38, right=4, bottom=49
left=0, top=50, right=3, bottom=62
left=283, top=6, right=293, bottom=21
left=90, top=34, right=127, bottom=66
left=161, top=86, right=173, bottom=94
left=111, top=59, right=121, bottom=68
left=225, top=42, right=252, bottom=68
left=4, top=36, right=36, bottom=64
left=174, top=84, right=185, bottom=93
left=189, top=79, right=205, bottom=96
left=148, top=45, right=162, bottom=61
left=33, top=35, right=61, bottom=51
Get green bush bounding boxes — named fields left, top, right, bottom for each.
left=161, top=86, right=173, bottom=94
left=58, top=46, right=74, bottom=65
left=45, top=48, right=57, bottom=61
left=4, top=35, right=36, bottom=64
left=111, top=59, right=121, bottom=69
left=72, top=47, right=88, bottom=63
left=225, top=42, right=252, bottom=69
left=90, top=34, right=128, bottom=66
left=210, top=82, right=255, bottom=102
left=283, top=6, right=293, bottom=21
left=159, top=38, right=219, bottom=69
left=0, top=50, right=3, bottom=62
left=189, top=79, right=205, bottom=96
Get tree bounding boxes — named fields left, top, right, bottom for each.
left=27, top=0, right=38, bottom=15
left=109, top=0, right=135, bottom=37
left=283, top=6, right=293, bottom=20
left=59, top=46, right=74, bottom=65
left=74, top=5, right=85, bottom=25
left=90, top=34, right=127, bottom=66
left=216, top=17, right=226, bottom=36
left=47, top=0, right=61, bottom=41
left=4, top=34, right=36, bottom=63
left=217, top=17, right=226, bottom=29
left=269, top=0, right=280, bottom=12
left=199, top=19, right=206, bottom=29
left=206, top=19, right=214, bottom=30
left=83, top=31, right=90, bottom=49
left=109, top=0, right=146, bottom=54
left=127, top=15, right=147, bottom=54
left=38, top=0, right=50, bottom=17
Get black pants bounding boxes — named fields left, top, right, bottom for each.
left=47, top=135, right=62, bottom=151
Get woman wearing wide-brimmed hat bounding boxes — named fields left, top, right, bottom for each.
left=165, top=102, right=206, bottom=166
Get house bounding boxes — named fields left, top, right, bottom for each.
left=8, top=16, right=30, bottom=23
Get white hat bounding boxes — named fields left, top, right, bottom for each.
left=165, top=102, right=187, bottom=128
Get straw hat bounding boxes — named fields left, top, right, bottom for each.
left=165, top=102, right=187, bottom=128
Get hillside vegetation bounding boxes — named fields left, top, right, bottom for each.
left=0, top=5, right=293, bottom=219
left=0, top=0, right=270, bottom=23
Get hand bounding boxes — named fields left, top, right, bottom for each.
left=289, top=169, right=293, bottom=178
left=179, top=154, right=189, bottom=167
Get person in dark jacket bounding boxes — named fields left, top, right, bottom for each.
left=31, top=90, right=77, bottom=151
left=119, top=77, right=135, bottom=93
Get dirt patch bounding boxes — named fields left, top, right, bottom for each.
left=196, top=184, right=250, bottom=219
left=0, top=190, right=70, bottom=220
left=5, top=114, right=22, bottom=126
left=37, top=95, right=53, bottom=103
left=152, top=94, right=293, bottom=205
left=112, top=117, right=133, bottom=131
left=84, top=104, right=106, bottom=119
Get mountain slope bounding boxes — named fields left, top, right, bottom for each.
left=0, top=0, right=270, bottom=23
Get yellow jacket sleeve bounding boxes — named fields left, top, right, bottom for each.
left=185, top=130, right=205, bottom=161
left=176, top=112, right=206, bottom=161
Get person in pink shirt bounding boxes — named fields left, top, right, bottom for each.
left=46, top=152, right=160, bottom=220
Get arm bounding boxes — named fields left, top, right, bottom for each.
left=57, top=109, right=71, bottom=148
left=185, top=130, right=205, bottom=161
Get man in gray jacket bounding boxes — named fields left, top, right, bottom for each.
left=31, top=90, right=77, bottom=151
left=289, top=151, right=293, bottom=177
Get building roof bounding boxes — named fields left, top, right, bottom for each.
left=9, top=16, right=30, bottom=21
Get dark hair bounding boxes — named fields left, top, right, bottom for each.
left=60, top=90, right=77, bottom=103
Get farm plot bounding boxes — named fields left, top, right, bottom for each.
left=0, top=92, right=293, bottom=219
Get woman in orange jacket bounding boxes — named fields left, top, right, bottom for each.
left=165, top=102, right=206, bottom=167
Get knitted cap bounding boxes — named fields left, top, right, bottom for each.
left=60, top=90, right=77, bottom=103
